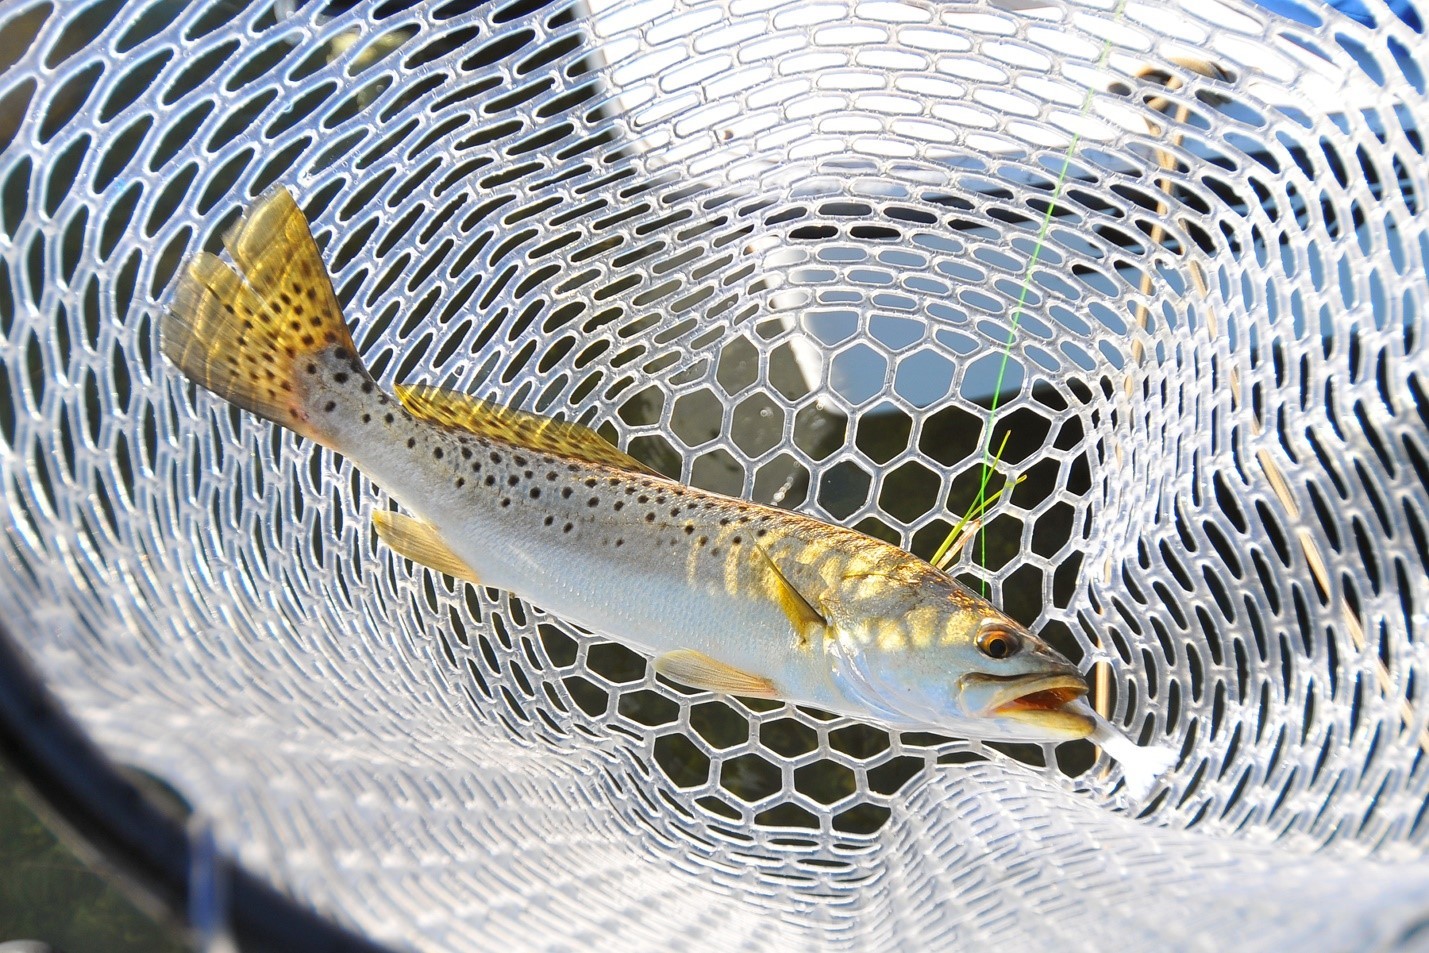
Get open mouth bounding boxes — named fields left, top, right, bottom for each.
left=956, top=672, right=1094, bottom=739
left=967, top=673, right=1093, bottom=739
left=992, top=680, right=1088, bottom=716
left=962, top=672, right=1088, bottom=716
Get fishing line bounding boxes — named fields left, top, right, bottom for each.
left=964, top=0, right=1130, bottom=593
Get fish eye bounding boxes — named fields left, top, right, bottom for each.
left=976, top=627, right=1020, bottom=660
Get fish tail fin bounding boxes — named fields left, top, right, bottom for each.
left=161, top=187, right=374, bottom=450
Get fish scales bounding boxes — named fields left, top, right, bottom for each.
left=343, top=402, right=914, bottom=707
left=161, top=187, right=1180, bottom=796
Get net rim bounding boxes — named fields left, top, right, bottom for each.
left=0, top=615, right=394, bottom=953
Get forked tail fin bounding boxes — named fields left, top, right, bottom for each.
left=161, top=188, right=373, bottom=447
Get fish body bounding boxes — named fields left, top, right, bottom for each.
left=162, top=188, right=1174, bottom=776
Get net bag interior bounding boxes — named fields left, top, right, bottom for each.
left=3, top=0, right=1429, bottom=948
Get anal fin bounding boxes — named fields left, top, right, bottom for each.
left=373, top=512, right=480, bottom=585
left=656, top=650, right=778, bottom=698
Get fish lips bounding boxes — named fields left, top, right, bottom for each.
left=959, top=672, right=1094, bottom=740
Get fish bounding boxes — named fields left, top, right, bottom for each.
left=161, top=187, right=1175, bottom=794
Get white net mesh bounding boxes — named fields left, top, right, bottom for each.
left=3, top=0, right=1429, bottom=947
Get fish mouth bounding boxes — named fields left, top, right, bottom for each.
left=961, top=673, right=1094, bottom=739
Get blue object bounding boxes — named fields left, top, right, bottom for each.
left=1252, top=0, right=1424, bottom=30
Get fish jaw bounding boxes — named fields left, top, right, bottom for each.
left=957, top=672, right=1094, bottom=741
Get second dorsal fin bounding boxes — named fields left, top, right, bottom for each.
left=394, top=384, right=660, bottom=476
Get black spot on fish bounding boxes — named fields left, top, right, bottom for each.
left=491, top=452, right=502, bottom=464
left=471, top=462, right=481, bottom=473
left=501, top=499, right=511, bottom=508
left=544, top=516, right=554, bottom=526
left=615, top=539, right=623, bottom=547
left=638, top=495, right=649, bottom=504
left=456, top=478, right=465, bottom=489
left=698, top=536, right=708, bottom=546
left=546, top=471, right=557, bottom=481
left=684, top=525, right=694, bottom=535
left=407, top=438, right=416, bottom=449
left=361, top=382, right=375, bottom=394
left=514, top=455, right=527, bottom=467
left=530, top=488, right=541, bottom=499
left=645, top=513, right=655, bottom=522
left=485, top=475, right=496, bottom=487
left=655, top=496, right=666, bottom=504
left=524, top=470, right=533, bottom=479
left=384, top=413, right=394, bottom=424
left=323, top=401, right=336, bottom=413
left=561, top=487, right=573, bottom=499
left=361, top=414, right=371, bottom=423
left=507, top=475, right=519, bottom=487
left=306, top=363, right=317, bottom=375
left=434, top=448, right=444, bottom=460
left=613, top=501, right=624, bottom=511
left=584, top=478, right=597, bottom=488
left=671, top=507, right=681, bottom=516
left=732, top=536, right=742, bottom=545
left=462, top=448, right=472, bottom=460
left=588, top=498, right=598, bottom=507
left=334, top=372, right=348, bottom=384
left=719, top=518, right=730, bottom=526
left=563, top=522, right=573, bottom=533
left=756, top=528, right=767, bottom=538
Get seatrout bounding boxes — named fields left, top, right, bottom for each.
left=162, top=188, right=1174, bottom=795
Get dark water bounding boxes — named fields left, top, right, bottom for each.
left=0, top=762, right=184, bottom=953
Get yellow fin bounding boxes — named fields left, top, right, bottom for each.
left=394, top=384, right=659, bottom=476
left=655, top=650, right=778, bottom=698
left=754, top=544, right=827, bottom=649
left=373, top=512, right=480, bottom=585
left=161, top=187, right=370, bottom=447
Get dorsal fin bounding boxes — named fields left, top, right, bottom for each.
left=394, top=384, right=660, bottom=476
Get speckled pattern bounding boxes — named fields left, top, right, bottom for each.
left=163, top=188, right=1087, bottom=737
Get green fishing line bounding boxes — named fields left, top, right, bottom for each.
left=962, top=0, right=1129, bottom=594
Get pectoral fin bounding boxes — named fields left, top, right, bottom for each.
left=655, top=650, right=778, bottom=698
left=754, top=544, right=827, bottom=649
left=373, top=512, right=480, bottom=585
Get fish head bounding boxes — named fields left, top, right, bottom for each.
left=948, top=616, right=1094, bottom=742
left=827, top=569, right=1093, bottom=743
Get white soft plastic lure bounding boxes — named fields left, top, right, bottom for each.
left=162, top=188, right=1175, bottom=796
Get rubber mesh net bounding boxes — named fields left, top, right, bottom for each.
left=2, top=0, right=1429, bottom=948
